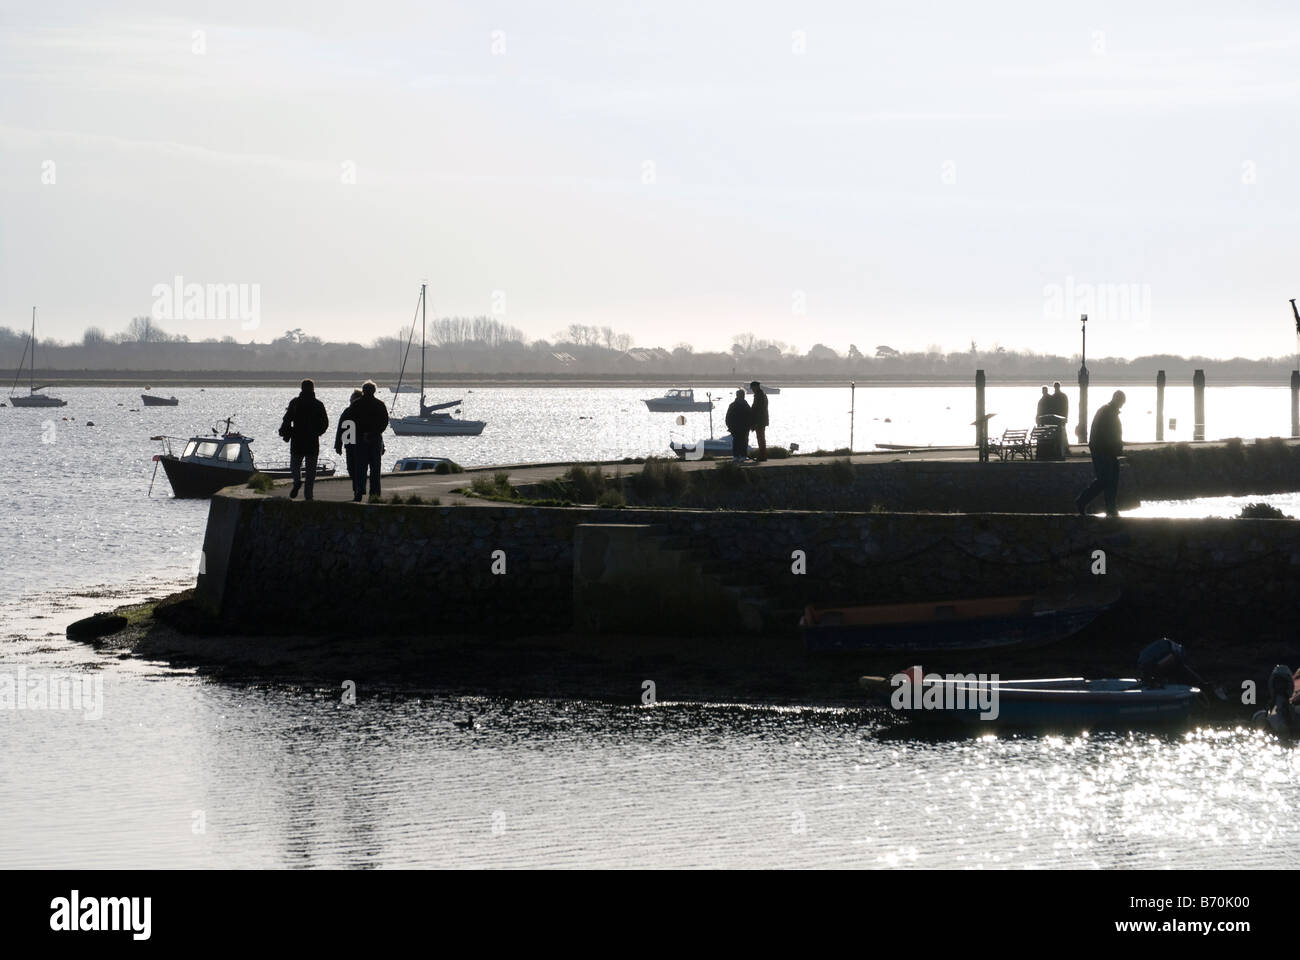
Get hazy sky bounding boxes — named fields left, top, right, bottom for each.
left=3, top=1, right=1299, bottom=357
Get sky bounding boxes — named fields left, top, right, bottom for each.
left=2, top=1, right=1299, bottom=358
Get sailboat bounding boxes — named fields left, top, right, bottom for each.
left=388, top=283, right=487, bottom=437
left=9, top=307, right=67, bottom=407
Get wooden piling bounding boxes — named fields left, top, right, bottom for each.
left=1156, top=370, right=1165, bottom=442
left=1291, top=370, right=1299, bottom=438
left=1193, top=369, right=1205, bottom=441
left=975, top=369, right=987, bottom=462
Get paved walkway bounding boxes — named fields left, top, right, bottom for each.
left=260, top=437, right=1276, bottom=505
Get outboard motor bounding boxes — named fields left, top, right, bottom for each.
left=1253, top=664, right=1298, bottom=739
left=1138, top=638, right=1187, bottom=687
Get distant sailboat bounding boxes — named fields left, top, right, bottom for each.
left=9, top=307, right=66, bottom=407
left=388, top=283, right=487, bottom=437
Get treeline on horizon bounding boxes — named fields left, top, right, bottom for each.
left=2, top=316, right=1295, bottom=381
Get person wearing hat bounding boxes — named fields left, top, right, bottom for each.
left=749, top=381, right=769, bottom=462
left=1076, top=390, right=1126, bottom=517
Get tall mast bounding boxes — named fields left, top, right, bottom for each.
left=30, top=306, right=35, bottom=393
left=420, top=282, right=427, bottom=409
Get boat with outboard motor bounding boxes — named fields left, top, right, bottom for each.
left=150, top=417, right=335, bottom=498
left=859, top=639, right=1208, bottom=730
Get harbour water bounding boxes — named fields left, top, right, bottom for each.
left=3, top=384, right=1299, bottom=868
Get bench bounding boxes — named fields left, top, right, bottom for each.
left=991, top=429, right=1031, bottom=461
left=1030, top=424, right=1064, bottom=460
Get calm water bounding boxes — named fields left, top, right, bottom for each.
left=2, top=384, right=1298, bottom=868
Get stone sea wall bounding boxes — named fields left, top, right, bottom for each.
left=197, top=493, right=1300, bottom=646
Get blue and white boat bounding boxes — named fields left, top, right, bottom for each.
left=859, top=675, right=1201, bottom=729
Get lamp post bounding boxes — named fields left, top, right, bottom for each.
left=1076, top=313, right=1089, bottom=444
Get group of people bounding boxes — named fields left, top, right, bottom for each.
left=278, top=379, right=390, bottom=502
left=724, top=381, right=770, bottom=463
left=1035, top=381, right=1070, bottom=458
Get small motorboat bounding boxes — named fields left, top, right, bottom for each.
left=858, top=673, right=1200, bottom=729
left=150, top=417, right=335, bottom=498
left=669, top=435, right=752, bottom=459
left=141, top=391, right=179, bottom=406
left=800, top=585, right=1120, bottom=655
left=393, top=456, right=456, bottom=472
left=644, top=388, right=715, bottom=412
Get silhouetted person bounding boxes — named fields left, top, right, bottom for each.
left=280, top=379, right=329, bottom=500
left=1050, top=381, right=1069, bottom=456
left=1076, top=389, right=1126, bottom=517
left=334, top=388, right=364, bottom=500
left=350, top=380, right=390, bottom=501
left=749, top=381, right=769, bottom=461
left=725, top=388, right=751, bottom=463
left=1035, top=385, right=1051, bottom=425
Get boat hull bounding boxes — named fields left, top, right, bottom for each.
left=644, top=400, right=714, bottom=412
left=390, top=416, right=485, bottom=436
left=159, top=456, right=334, bottom=498
left=862, top=676, right=1200, bottom=730
left=9, top=394, right=67, bottom=407
left=801, top=586, right=1119, bottom=655
left=141, top=395, right=179, bottom=406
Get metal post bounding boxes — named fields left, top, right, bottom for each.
left=1193, top=369, right=1205, bottom=441
left=849, top=381, right=855, bottom=452
left=975, top=369, right=987, bottom=462
left=1156, top=370, right=1165, bottom=442
left=1076, top=314, right=1089, bottom=443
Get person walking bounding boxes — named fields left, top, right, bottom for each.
left=1076, top=390, right=1126, bottom=517
left=334, top=388, right=364, bottom=500
left=1050, top=381, right=1070, bottom=457
left=350, top=380, right=390, bottom=501
left=280, top=379, right=329, bottom=500
left=725, top=388, right=751, bottom=464
left=749, top=381, right=769, bottom=461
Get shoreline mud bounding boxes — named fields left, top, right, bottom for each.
left=71, top=590, right=1285, bottom=728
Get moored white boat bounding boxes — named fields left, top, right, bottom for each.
left=388, top=284, right=488, bottom=437
left=644, top=388, right=714, bottom=412
left=8, top=307, right=66, bottom=407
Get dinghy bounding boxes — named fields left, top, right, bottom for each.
left=800, top=585, right=1119, bottom=655
left=858, top=674, right=1200, bottom=729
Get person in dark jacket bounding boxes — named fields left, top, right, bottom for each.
left=1035, top=385, right=1051, bottom=425
left=749, top=381, right=769, bottom=461
left=334, top=388, right=364, bottom=500
left=280, top=379, right=329, bottom=500
left=1076, top=390, right=1126, bottom=517
left=725, top=389, right=751, bottom=463
left=349, top=380, right=391, bottom=501
left=1050, top=381, right=1069, bottom=457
